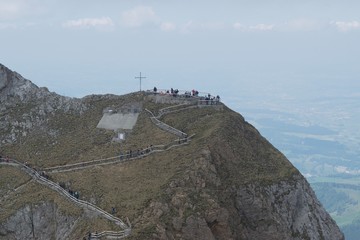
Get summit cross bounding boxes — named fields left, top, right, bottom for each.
left=135, top=72, right=146, bottom=91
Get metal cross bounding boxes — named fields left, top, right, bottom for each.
left=135, top=72, right=146, bottom=91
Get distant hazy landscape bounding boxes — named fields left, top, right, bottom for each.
left=227, top=78, right=360, bottom=239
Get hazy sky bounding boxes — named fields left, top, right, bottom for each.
left=1, top=0, right=359, bottom=106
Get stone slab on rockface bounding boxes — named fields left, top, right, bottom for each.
left=96, top=113, right=139, bottom=130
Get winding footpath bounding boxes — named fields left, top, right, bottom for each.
left=43, top=104, right=196, bottom=173
left=43, top=137, right=193, bottom=174
left=0, top=103, right=197, bottom=239
left=0, top=158, right=131, bottom=239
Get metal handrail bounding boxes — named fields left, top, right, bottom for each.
left=145, top=108, right=187, bottom=137
left=1, top=158, right=131, bottom=238
left=0, top=100, right=201, bottom=239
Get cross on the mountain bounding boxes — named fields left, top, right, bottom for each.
left=135, top=72, right=146, bottom=91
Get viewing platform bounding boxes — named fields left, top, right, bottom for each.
left=144, top=88, right=221, bottom=106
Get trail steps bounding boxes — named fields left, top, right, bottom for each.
left=1, top=102, right=199, bottom=239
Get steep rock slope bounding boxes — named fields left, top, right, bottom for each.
left=132, top=106, right=344, bottom=239
left=0, top=64, right=344, bottom=239
left=0, top=64, right=85, bottom=146
left=0, top=202, right=77, bottom=240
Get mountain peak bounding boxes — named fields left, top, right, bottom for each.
left=0, top=64, right=42, bottom=102
left=0, top=65, right=344, bottom=239
left=0, top=63, right=86, bottom=145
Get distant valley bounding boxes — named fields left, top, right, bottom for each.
left=233, top=90, right=360, bottom=239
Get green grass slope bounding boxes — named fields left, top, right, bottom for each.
left=1, top=92, right=302, bottom=238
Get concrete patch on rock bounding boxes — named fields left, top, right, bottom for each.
left=96, top=112, right=139, bottom=130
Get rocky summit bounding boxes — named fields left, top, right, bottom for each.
left=0, top=63, right=344, bottom=239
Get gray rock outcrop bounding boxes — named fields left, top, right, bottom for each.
left=139, top=149, right=344, bottom=240
left=0, top=201, right=78, bottom=240
left=232, top=175, right=343, bottom=240
left=0, top=64, right=86, bottom=146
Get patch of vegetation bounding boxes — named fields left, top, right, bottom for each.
left=0, top=166, right=31, bottom=193
left=129, top=224, right=157, bottom=240
left=50, top=145, right=194, bottom=221
left=3, top=93, right=175, bottom=168
left=201, top=107, right=299, bottom=186
left=0, top=166, right=81, bottom=222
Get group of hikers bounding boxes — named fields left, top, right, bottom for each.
left=199, top=93, right=221, bottom=105
left=0, top=155, right=10, bottom=162
left=39, top=170, right=51, bottom=180
left=119, top=145, right=154, bottom=160
left=1, top=155, right=83, bottom=201
left=153, top=87, right=200, bottom=97
left=178, top=136, right=188, bottom=144
left=68, top=189, right=80, bottom=199
left=59, top=182, right=80, bottom=199
left=153, top=87, right=181, bottom=96
left=119, top=135, right=191, bottom=160
left=84, top=231, right=96, bottom=240
left=152, top=87, right=221, bottom=105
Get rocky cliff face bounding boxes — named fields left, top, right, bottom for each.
left=0, top=64, right=86, bottom=146
left=0, top=63, right=344, bottom=239
left=135, top=149, right=343, bottom=240
left=232, top=175, right=342, bottom=239
left=0, top=202, right=78, bottom=240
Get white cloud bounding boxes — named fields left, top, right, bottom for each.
left=0, top=0, right=46, bottom=20
left=121, top=6, right=159, bottom=28
left=180, top=20, right=194, bottom=33
left=333, top=21, right=360, bottom=32
left=334, top=165, right=360, bottom=175
left=161, top=22, right=176, bottom=31
left=62, top=17, right=115, bottom=30
left=0, top=22, right=17, bottom=29
left=233, top=22, right=246, bottom=31
left=201, top=22, right=226, bottom=31
left=0, top=1, right=22, bottom=20
left=283, top=19, right=322, bottom=31
left=249, top=24, right=274, bottom=31
left=233, top=22, right=274, bottom=32
left=180, top=21, right=226, bottom=33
